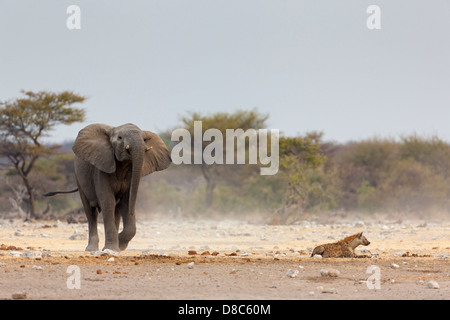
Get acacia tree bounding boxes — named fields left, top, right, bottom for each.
left=179, top=109, right=269, bottom=208
left=275, top=132, right=327, bottom=223
left=0, top=90, right=86, bottom=220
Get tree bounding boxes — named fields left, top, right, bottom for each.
left=0, top=90, right=86, bottom=219
left=274, top=132, right=328, bottom=223
left=178, top=109, right=269, bottom=209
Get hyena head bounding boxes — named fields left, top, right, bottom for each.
left=349, top=232, right=371, bottom=248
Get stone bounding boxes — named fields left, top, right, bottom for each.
left=92, top=249, right=119, bottom=257
left=320, top=268, right=340, bottom=277
left=22, top=251, right=42, bottom=259
left=426, top=280, right=439, bottom=289
left=12, top=291, right=27, bottom=299
left=321, top=288, right=338, bottom=294
left=285, top=269, right=299, bottom=278
left=9, top=251, right=22, bottom=257
left=69, top=230, right=87, bottom=240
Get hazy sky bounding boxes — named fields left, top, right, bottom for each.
left=1, top=1, right=449, bottom=143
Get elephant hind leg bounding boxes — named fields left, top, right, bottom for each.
left=79, top=191, right=100, bottom=252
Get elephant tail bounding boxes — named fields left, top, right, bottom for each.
left=43, top=188, right=79, bottom=197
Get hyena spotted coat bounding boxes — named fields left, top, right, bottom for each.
left=311, top=232, right=371, bottom=258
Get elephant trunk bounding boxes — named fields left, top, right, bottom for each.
left=126, top=135, right=145, bottom=216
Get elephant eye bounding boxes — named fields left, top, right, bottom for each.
left=118, top=136, right=122, bottom=140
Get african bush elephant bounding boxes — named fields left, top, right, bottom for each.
left=71, top=123, right=171, bottom=252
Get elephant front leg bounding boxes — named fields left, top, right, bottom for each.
left=116, top=194, right=136, bottom=251
left=101, top=204, right=120, bottom=252
left=86, top=208, right=100, bottom=252
left=118, top=213, right=136, bottom=250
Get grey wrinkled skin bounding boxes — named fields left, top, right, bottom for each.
left=72, top=123, right=171, bottom=252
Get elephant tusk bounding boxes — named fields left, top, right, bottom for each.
left=125, top=145, right=130, bottom=150
left=145, top=146, right=153, bottom=152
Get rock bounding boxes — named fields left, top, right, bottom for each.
left=426, top=280, right=439, bottom=289
left=42, top=249, right=51, bottom=257
left=286, top=269, right=299, bottom=278
left=8, top=245, right=22, bottom=251
left=12, top=291, right=27, bottom=300
left=320, top=269, right=329, bottom=276
left=188, top=250, right=197, bottom=255
left=107, top=257, right=115, bottom=262
left=91, top=249, right=119, bottom=257
left=322, top=288, right=338, bottom=294
left=22, top=251, right=42, bottom=259
left=187, top=262, right=194, bottom=269
left=320, top=268, right=340, bottom=277
left=9, top=251, right=22, bottom=257
left=69, top=230, right=87, bottom=240
left=14, top=231, right=24, bottom=237
left=312, top=254, right=322, bottom=259
left=390, top=263, right=400, bottom=269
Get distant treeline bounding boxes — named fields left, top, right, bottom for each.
left=140, top=133, right=450, bottom=222
left=1, top=96, right=449, bottom=221
left=2, top=133, right=449, bottom=222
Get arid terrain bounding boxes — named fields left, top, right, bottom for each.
left=0, top=216, right=449, bottom=300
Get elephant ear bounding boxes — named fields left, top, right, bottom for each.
left=72, top=123, right=116, bottom=173
left=142, top=131, right=172, bottom=176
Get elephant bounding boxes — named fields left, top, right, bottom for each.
left=48, top=123, right=171, bottom=252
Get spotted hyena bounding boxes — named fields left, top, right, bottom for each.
left=311, top=232, right=371, bottom=258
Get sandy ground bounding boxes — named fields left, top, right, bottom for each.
left=0, top=216, right=449, bottom=300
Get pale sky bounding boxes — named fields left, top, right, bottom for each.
left=1, top=0, right=449, bottom=143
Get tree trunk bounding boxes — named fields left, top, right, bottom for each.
left=201, top=165, right=216, bottom=208
left=22, top=176, right=36, bottom=220
left=13, top=162, right=36, bottom=220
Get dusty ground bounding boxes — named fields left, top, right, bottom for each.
left=0, top=216, right=449, bottom=300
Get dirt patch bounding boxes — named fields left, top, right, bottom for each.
left=0, top=218, right=449, bottom=299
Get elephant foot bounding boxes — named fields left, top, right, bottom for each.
left=102, top=243, right=120, bottom=252
left=119, top=240, right=130, bottom=251
left=85, top=244, right=99, bottom=252
left=119, top=231, right=135, bottom=251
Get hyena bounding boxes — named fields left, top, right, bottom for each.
left=311, top=232, right=371, bottom=258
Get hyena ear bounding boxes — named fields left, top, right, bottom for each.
left=358, top=232, right=363, bottom=238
